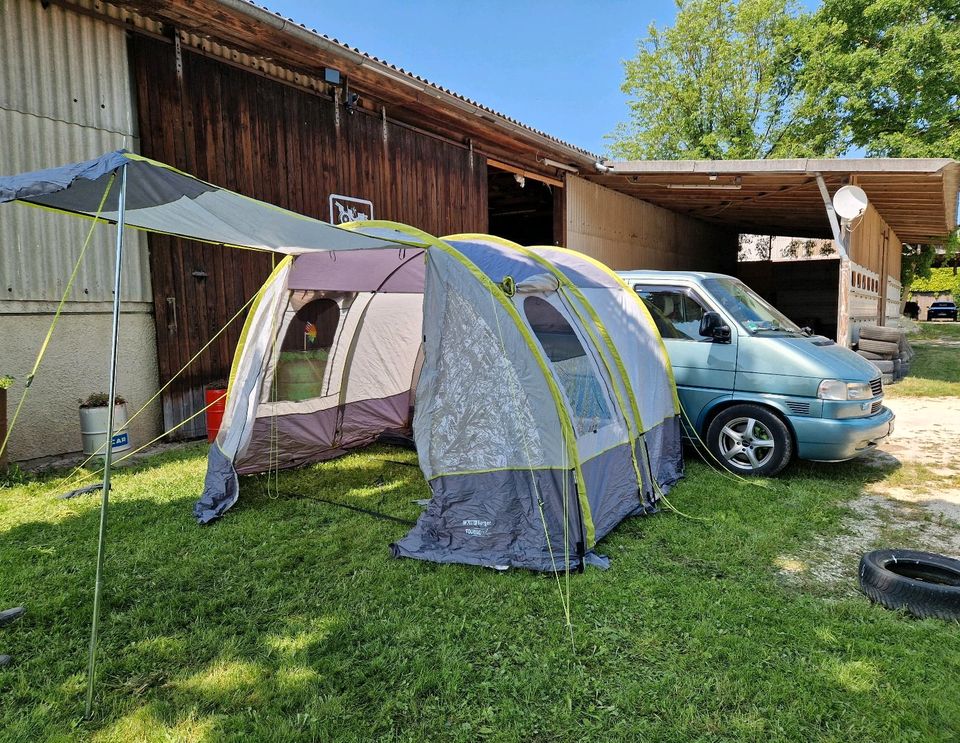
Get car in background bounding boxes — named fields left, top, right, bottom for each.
left=618, top=270, right=894, bottom=477
left=926, top=300, right=958, bottom=321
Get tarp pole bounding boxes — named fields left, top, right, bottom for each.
left=84, top=163, right=127, bottom=719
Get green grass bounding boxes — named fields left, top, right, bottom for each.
left=2, top=442, right=959, bottom=742
left=888, top=322, right=960, bottom=398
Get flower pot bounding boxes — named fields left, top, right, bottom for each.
left=79, top=403, right=131, bottom=457
left=205, top=388, right=228, bottom=442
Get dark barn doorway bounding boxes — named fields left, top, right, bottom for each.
left=487, top=166, right=559, bottom=246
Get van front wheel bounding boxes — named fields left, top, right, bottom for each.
left=706, top=405, right=792, bottom=476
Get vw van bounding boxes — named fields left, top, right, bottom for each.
left=617, top=271, right=895, bottom=476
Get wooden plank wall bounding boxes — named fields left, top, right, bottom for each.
left=564, top=176, right=738, bottom=272
left=130, top=35, right=487, bottom=436
left=849, top=204, right=901, bottom=280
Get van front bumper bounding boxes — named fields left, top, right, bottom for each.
left=791, top=406, right=895, bottom=462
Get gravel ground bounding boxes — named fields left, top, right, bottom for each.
left=779, top=395, right=960, bottom=591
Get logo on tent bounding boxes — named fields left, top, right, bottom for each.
left=329, top=194, right=374, bottom=225
left=463, top=519, right=493, bottom=537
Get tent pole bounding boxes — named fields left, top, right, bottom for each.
left=84, top=163, right=127, bottom=719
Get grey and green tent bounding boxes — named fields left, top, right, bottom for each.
left=200, top=221, right=683, bottom=571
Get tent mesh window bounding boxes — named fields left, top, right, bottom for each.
left=429, top=288, right=543, bottom=472
left=272, top=297, right=340, bottom=402
left=523, top=296, right=611, bottom=435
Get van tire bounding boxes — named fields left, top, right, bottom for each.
left=858, top=337, right=900, bottom=357
left=859, top=325, right=902, bottom=343
left=706, top=404, right=793, bottom=477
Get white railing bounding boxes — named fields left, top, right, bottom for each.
left=849, top=262, right=881, bottom=335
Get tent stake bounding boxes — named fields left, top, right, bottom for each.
left=84, top=163, right=127, bottom=719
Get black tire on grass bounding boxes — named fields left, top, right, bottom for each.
left=859, top=549, right=960, bottom=621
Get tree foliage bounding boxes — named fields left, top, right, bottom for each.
left=609, top=0, right=840, bottom=159
left=799, top=0, right=960, bottom=159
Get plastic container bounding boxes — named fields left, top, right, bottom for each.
left=79, top=403, right=131, bottom=456
left=205, top=388, right=228, bottom=442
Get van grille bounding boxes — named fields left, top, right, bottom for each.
left=870, top=400, right=883, bottom=415
left=786, top=401, right=810, bottom=416
left=870, top=378, right=883, bottom=397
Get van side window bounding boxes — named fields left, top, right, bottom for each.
left=635, top=288, right=707, bottom=341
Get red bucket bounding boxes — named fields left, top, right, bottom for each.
left=205, top=388, right=228, bottom=442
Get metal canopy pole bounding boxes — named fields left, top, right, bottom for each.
left=84, top=163, right=128, bottom=719
left=816, top=173, right=853, bottom=347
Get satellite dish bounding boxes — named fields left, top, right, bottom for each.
left=833, top=185, right=869, bottom=221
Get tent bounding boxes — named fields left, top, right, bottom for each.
left=199, top=221, right=684, bottom=571
left=195, top=246, right=427, bottom=523
left=392, top=229, right=683, bottom=570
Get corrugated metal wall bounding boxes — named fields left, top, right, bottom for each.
left=0, top=0, right=150, bottom=305
left=564, top=176, right=738, bottom=272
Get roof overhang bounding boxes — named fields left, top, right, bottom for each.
left=587, top=158, right=960, bottom=244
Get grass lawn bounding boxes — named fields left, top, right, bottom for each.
left=2, top=435, right=959, bottom=741
left=887, top=321, right=960, bottom=398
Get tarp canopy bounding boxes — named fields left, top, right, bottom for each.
left=0, top=150, right=402, bottom=254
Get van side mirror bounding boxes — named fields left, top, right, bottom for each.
left=699, top=311, right=731, bottom=344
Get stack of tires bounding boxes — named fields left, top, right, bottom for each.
left=854, top=325, right=913, bottom=384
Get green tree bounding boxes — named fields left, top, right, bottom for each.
left=799, top=0, right=960, bottom=159
left=797, top=0, right=960, bottom=286
left=608, top=0, right=839, bottom=159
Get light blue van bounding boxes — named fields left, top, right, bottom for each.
left=618, top=271, right=895, bottom=476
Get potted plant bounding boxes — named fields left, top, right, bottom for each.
left=204, top=379, right=229, bottom=442
left=79, top=392, right=131, bottom=457
left=0, top=375, right=13, bottom=469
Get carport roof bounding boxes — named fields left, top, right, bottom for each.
left=588, top=158, right=959, bottom=244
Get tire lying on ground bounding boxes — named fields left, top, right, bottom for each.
left=870, top=359, right=895, bottom=373
left=859, top=324, right=903, bottom=343
left=856, top=349, right=884, bottom=360
left=859, top=549, right=960, bottom=621
left=858, top=337, right=900, bottom=357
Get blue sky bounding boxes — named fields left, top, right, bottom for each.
left=267, top=0, right=819, bottom=157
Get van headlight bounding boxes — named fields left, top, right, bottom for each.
left=818, top=380, right=873, bottom=400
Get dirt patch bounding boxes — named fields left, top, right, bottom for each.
left=870, top=396, right=960, bottom=474
left=778, top=396, right=960, bottom=593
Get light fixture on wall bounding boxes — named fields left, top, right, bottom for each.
left=539, top=157, right=579, bottom=174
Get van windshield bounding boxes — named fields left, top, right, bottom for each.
left=702, top=277, right=804, bottom=335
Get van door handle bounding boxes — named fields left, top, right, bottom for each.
left=166, top=296, right=178, bottom=333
